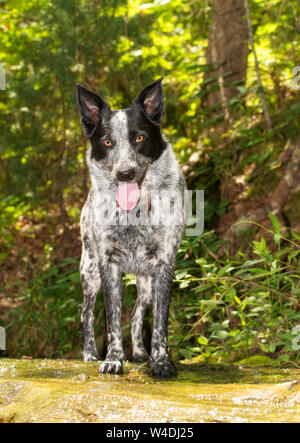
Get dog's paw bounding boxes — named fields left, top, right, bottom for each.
left=150, top=359, right=177, bottom=379
left=83, top=352, right=99, bottom=362
left=133, top=351, right=149, bottom=363
left=99, top=360, right=123, bottom=375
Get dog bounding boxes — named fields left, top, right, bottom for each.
left=76, top=77, right=186, bottom=378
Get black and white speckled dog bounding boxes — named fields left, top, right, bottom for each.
left=76, top=78, right=186, bottom=378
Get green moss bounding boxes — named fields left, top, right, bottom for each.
left=235, top=355, right=278, bottom=367
left=0, top=359, right=300, bottom=423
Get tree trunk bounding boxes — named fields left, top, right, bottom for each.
left=243, top=0, right=272, bottom=131
left=204, top=0, right=249, bottom=122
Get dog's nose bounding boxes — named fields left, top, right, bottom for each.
left=117, top=168, right=136, bottom=182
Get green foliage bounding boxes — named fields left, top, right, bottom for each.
left=6, top=258, right=84, bottom=357
left=2, top=214, right=299, bottom=365
left=3, top=258, right=142, bottom=358
left=0, top=0, right=299, bottom=366
left=0, top=196, right=30, bottom=263
left=169, top=214, right=300, bottom=364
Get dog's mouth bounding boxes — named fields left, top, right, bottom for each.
left=116, top=182, right=140, bottom=211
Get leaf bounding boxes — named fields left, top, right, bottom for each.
left=237, top=85, right=247, bottom=94
left=288, top=250, right=300, bottom=263
left=269, top=212, right=281, bottom=246
left=215, top=330, right=228, bottom=339
left=234, top=295, right=242, bottom=305
left=241, top=259, right=264, bottom=267
left=217, top=263, right=236, bottom=276
left=194, top=283, right=213, bottom=293
left=225, top=288, right=236, bottom=302
left=197, top=336, right=208, bottom=345
left=253, top=237, right=270, bottom=257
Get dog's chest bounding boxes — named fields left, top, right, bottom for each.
left=100, top=223, right=164, bottom=273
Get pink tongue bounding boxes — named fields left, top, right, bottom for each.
left=116, top=182, right=140, bottom=211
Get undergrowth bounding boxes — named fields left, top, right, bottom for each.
left=1, top=213, right=299, bottom=366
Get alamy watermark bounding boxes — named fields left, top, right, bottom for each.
left=0, top=66, right=5, bottom=90
left=292, top=66, right=300, bottom=91
left=96, top=189, right=204, bottom=236
left=292, top=325, right=300, bottom=351
left=0, top=326, right=6, bottom=351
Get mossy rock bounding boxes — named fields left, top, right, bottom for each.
left=1, top=359, right=300, bottom=422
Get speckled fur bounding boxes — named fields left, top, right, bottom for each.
left=77, top=78, right=186, bottom=378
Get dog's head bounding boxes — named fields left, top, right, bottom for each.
left=76, top=78, right=167, bottom=188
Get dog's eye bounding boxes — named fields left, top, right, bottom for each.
left=136, top=135, right=144, bottom=143
left=104, top=140, right=112, bottom=147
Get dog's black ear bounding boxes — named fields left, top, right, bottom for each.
left=134, top=77, right=164, bottom=125
left=76, top=84, right=110, bottom=137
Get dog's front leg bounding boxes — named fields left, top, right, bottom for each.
left=150, top=264, right=177, bottom=378
left=99, top=262, right=125, bottom=374
left=80, top=242, right=101, bottom=362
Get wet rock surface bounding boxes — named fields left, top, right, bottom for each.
left=0, top=359, right=299, bottom=423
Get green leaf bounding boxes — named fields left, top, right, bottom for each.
left=225, top=288, right=237, bottom=302
left=215, top=330, right=228, bottom=339
left=197, top=336, right=208, bottom=345
left=269, top=212, right=281, bottom=246
left=270, top=213, right=280, bottom=234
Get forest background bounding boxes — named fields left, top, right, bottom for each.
left=0, top=0, right=299, bottom=366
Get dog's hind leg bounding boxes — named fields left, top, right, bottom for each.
left=80, top=240, right=101, bottom=362
left=131, top=275, right=152, bottom=363
left=99, top=262, right=125, bottom=375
